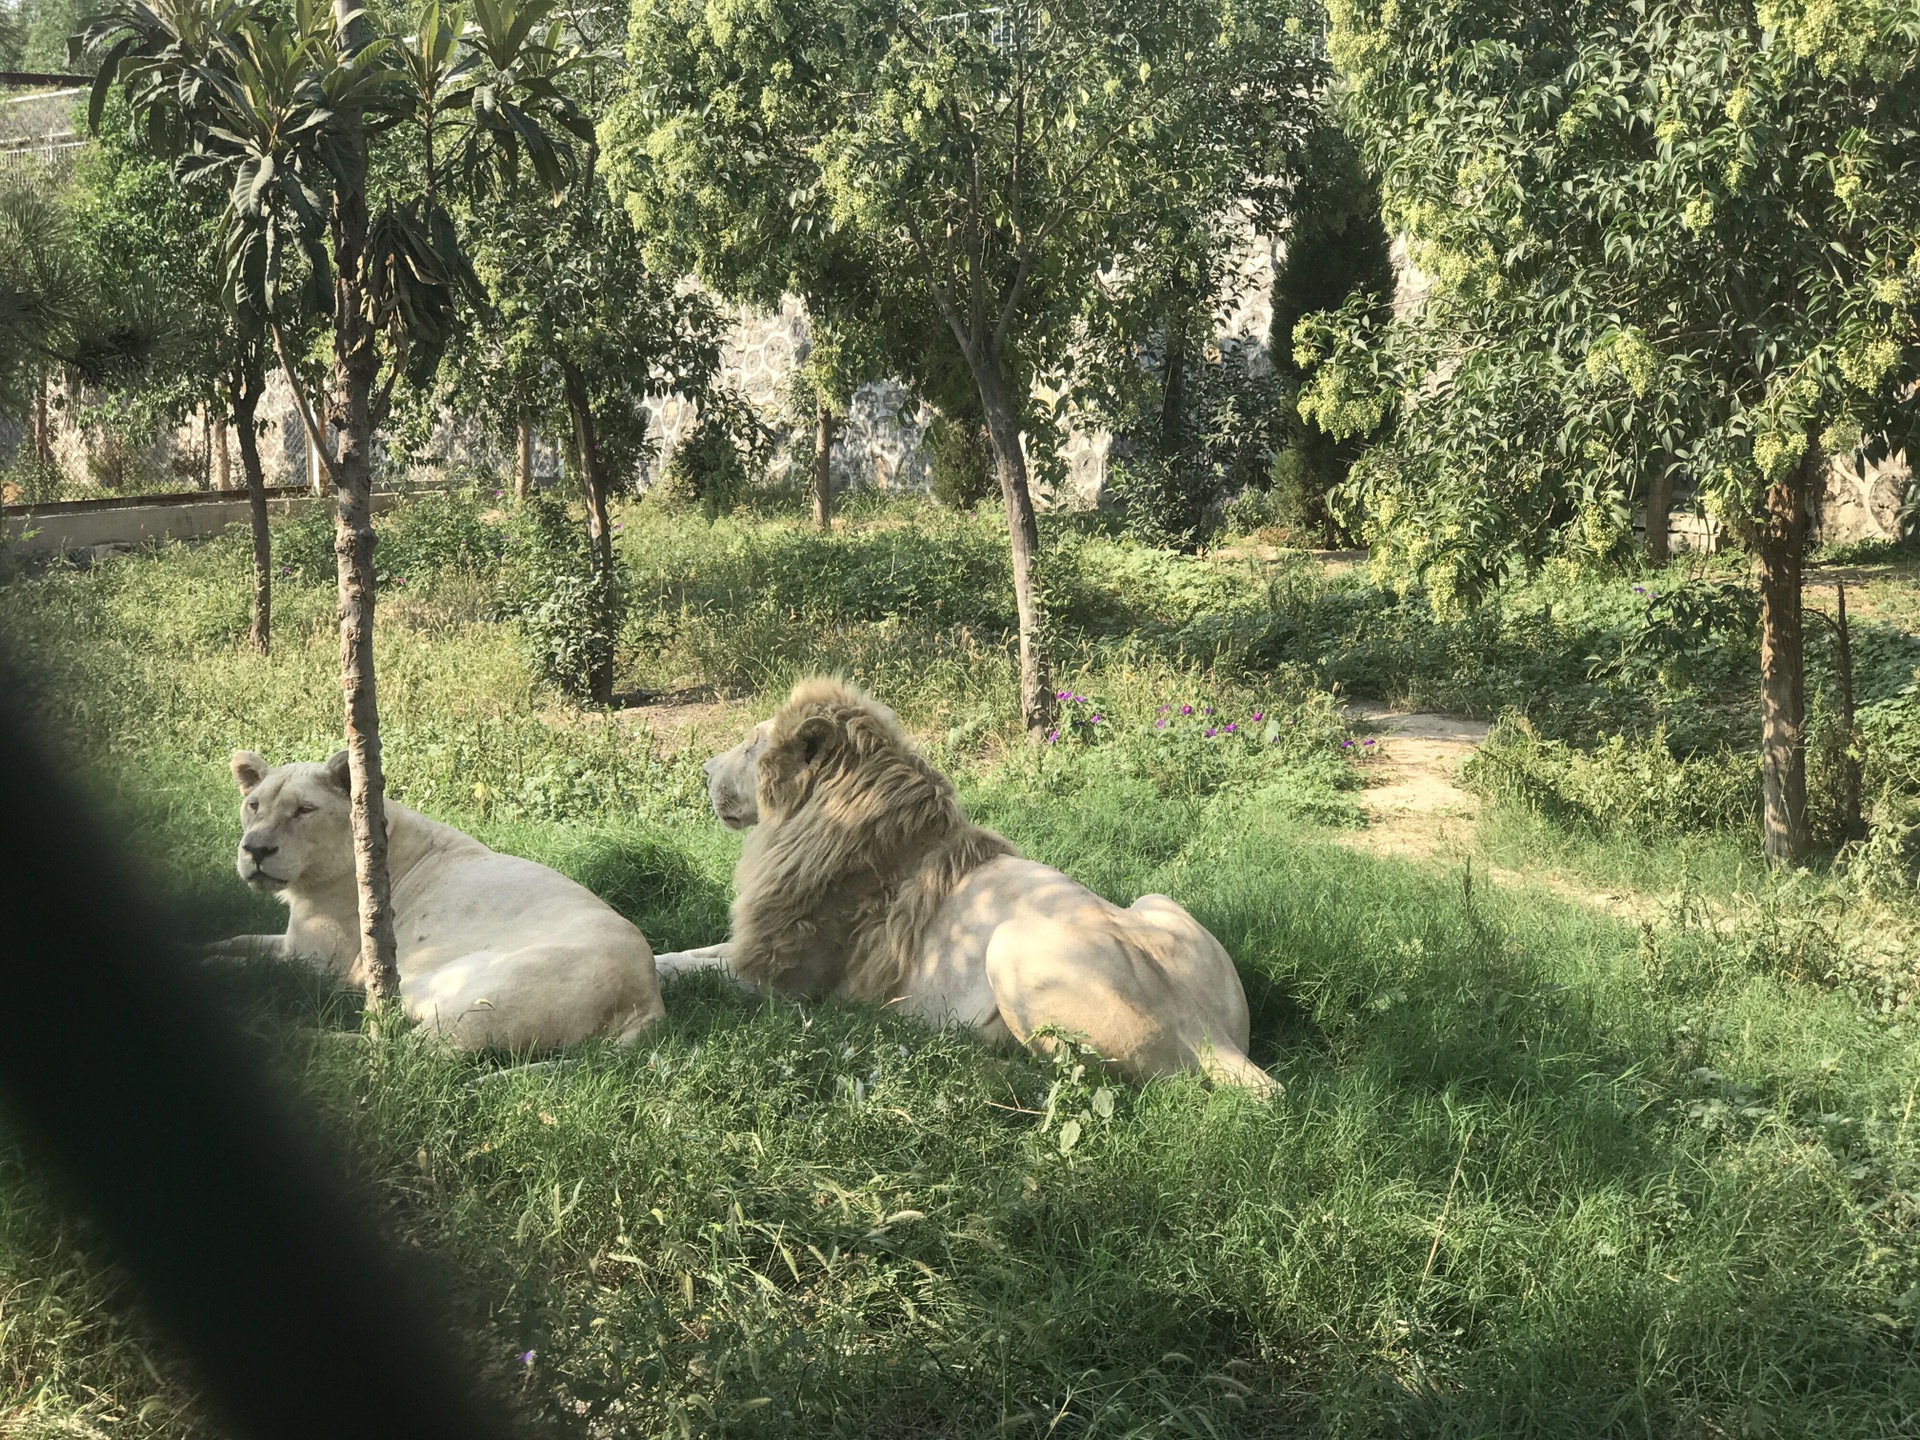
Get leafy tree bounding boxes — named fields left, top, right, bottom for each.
left=608, top=0, right=906, bottom=535
left=67, top=114, right=292, bottom=650
left=612, top=0, right=1320, bottom=733
left=1265, top=126, right=1393, bottom=545
left=1300, top=0, right=1920, bottom=864
left=82, top=0, right=585, bottom=992
left=419, top=0, right=727, bottom=702
left=447, top=188, right=725, bottom=701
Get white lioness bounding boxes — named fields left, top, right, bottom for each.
left=653, top=678, right=1273, bottom=1090
left=219, top=750, right=665, bottom=1050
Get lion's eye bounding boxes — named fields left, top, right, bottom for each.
left=295, top=803, right=318, bottom=816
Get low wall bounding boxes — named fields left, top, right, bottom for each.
left=2, top=488, right=410, bottom=560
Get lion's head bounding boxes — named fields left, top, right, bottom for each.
left=230, top=750, right=354, bottom=895
left=702, top=720, right=771, bottom=829
left=716, top=678, right=1014, bottom=999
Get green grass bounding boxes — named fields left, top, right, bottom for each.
left=4, top=495, right=1920, bottom=1438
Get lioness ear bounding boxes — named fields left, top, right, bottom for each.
left=231, top=750, right=270, bottom=794
left=323, top=749, right=352, bottom=792
left=796, top=715, right=837, bottom=766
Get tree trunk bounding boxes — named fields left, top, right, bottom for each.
left=308, top=430, right=326, bottom=496
left=1757, top=463, right=1811, bottom=867
left=1835, top=580, right=1864, bottom=843
left=199, top=403, right=213, bottom=490
left=211, top=412, right=231, bottom=492
left=1644, top=454, right=1674, bottom=565
left=813, top=403, right=836, bottom=531
left=327, top=3, right=399, bottom=1000
left=971, top=359, right=1051, bottom=735
left=561, top=361, right=617, bottom=707
left=515, top=418, right=534, bottom=502
left=31, top=372, right=51, bottom=468
left=231, top=370, right=271, bottom=656
left=1159, top=315, right=1188, bottom=460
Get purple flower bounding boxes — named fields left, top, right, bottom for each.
left=1363, top=738, right=1376, bottom=746
left=1341, top=739, right=1354, bottom=749
left=1251, top=711, right=1264, bottom=722
left=1205, top=727, right=1218, bottom=738
left=1158, top=704, right=1170, bottom=714
left=1180, top=704, right=1193, bottom=715
left=1090, top=714, right=1103, bottom=724
left=1632, top=585, right=1646, bottom=594
left=518, top=1351, right=535, bottom=1366
left=1046, top=729, right=1059, bottom=743
left=1056, top=690, right=1071, bottom=701
left=1203, top=706, right=1214, bottom=716
left=1155, top=719, right=1167, bottom=729
left=1224, top=722, right=1237, bottom=733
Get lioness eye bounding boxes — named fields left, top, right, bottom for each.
left=296, top=803, right=318, bottom=816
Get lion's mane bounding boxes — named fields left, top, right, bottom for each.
left=728, top=677, right=1015, bottom=1001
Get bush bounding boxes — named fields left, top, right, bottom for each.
left=496, top=494, right=621, bottom=701
left=374, top=487, right=504, bottom=588
left=926, top=412, right=997, bottom=511
left=1463, top=715, right=1759, bottom=839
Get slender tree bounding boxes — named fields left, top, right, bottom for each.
left=612, top=0, right=1318, bottom=733
left=84, top=0, right=585, bottom=989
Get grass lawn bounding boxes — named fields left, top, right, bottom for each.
left=2, top=496, right=1917, bottom=1438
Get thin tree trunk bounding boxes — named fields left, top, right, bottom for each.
left=328, top=0, right=399, bottom=999
left=212, top=412, right=231, bottom=492
left=813, top=403, right=836, bottom=531
left=231, top=370, right=272, bottom=655
left=308, top=430, right=326, bottom=496
left=561, top=361, right=616, bottom=707
left=1644, top=455, right=1674, bottom=564
left=1758, top=462, right=1811, bottom=867
left=515, top=418, right=533, bottom=502
left=31, top=372, right=51, bottom=467
left=1835, top=580, right=1864, bottom=843
left=971, top=359, right=1051, bottom=736
left=200, top=403, right=213, bottom=490
left=1159, top=311, right=1189, bottom=460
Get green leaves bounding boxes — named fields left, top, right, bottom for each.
left=1306, top=0, right=1920, bottom=600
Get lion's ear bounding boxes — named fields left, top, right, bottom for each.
left=323, top=749, right=352, bottom=793
left=231, top=750, right=270, bottom=794
left=796, top=714, right=838, bottom=766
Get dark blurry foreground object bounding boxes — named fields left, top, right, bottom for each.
left=0, top=665, right=520, bottom=1440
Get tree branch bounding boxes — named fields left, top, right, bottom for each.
left=270, top=322, right=338, bottom=486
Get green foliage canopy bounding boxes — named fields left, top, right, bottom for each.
left=1297, top=0, right=1920, bottom=610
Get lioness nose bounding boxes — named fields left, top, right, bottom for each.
left=702, top=758, right=718, bottom=776
left=243, top=840, right=278, bottom=862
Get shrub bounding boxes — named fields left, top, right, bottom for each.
left=374, top=487, right=505, bottom=589
left=1463, top=715, right=1759, bottom=839
left=926, top=412, right=997, bottom=511
left=496, top=493, right=621, bottom=701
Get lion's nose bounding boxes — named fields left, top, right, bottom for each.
left=243, top=840, right=278, bottom=863
left=702, top=757, right=718, bottom=777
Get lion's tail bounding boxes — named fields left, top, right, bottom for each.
left=1198, top=1043, right=1278, bottom=1095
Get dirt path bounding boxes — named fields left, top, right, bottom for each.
left=1338, top=704, right=1649, bottom=918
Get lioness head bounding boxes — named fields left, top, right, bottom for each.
left=230, top=750, right=354, bottom=894
left=702, top=721, right=771, bottom=829
left=703, top=678, right=911, bottom=829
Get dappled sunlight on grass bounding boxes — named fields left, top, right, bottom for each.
left=4, top=497, right=1919, bottom=1437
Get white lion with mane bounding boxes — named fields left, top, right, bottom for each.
left=218, top=750, right=664, bottom=1050
left=654, top=677, right=1273, bottom=1090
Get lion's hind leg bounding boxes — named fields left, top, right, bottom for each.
left=982, top=919, right=1193, bottom=1082
left=984, top=915, right=1275, bottom=1092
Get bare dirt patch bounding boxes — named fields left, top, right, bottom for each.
left=1336, top=703, right=1649, bottom=918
